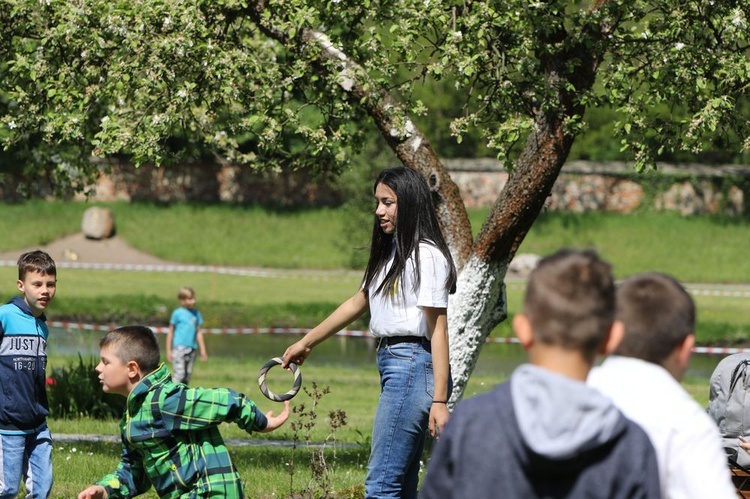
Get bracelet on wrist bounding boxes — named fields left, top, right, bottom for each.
left=432, top=400, right=448, bottom=404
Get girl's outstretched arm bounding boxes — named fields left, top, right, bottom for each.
left=282, top=289, right=368, bottom=367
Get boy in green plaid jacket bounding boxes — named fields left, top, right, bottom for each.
left=78, top=326, right=289, bottom=499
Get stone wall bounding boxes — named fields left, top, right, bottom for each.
left=443, top=159, right=750, bottom=216
left=78, top=161, right=343, bottom=206
left=79, top=159, right=750, bottom=216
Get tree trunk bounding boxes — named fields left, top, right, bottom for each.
left=246, top=1, right=600, bottom=402
left=449, top=112, right=576, bottom=401
left=448, top=256, right=509, bottom=401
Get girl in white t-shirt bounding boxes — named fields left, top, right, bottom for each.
left=283, top=166, right=456, bottom=498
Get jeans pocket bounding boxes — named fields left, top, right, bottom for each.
left=385, top=342, right=414, bottom=360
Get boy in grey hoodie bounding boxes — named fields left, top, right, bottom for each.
left=421, top=248, right=661, bottom=498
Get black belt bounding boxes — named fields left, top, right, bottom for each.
left=377, top=336, right=431, bottom=351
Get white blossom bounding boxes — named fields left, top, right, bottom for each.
left=732, top=9, right=747, bottom=29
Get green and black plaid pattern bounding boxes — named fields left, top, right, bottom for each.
left=95, top=363, right=267, bottom=498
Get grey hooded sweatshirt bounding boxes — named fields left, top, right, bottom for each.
left=421, top=364, right=661, bottom=498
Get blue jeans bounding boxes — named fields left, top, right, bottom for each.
left=0, top=426, right=53, bottom=498
left=365, top=340, right=435, bottom=499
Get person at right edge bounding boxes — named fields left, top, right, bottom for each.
left=283, top=166, right=457, bottom=498
left=420, top=249, right=661, bottom=498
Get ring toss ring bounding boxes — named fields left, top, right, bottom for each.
left=258, top=357, right=302, bottom=401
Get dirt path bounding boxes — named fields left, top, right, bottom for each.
left=0, top=233, right=176, bottom=266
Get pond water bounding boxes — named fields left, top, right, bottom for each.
left=48, top=326, right=726, bottom=381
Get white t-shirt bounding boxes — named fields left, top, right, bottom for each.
left=367, top=242, right=451, bottom=339
left=588, top=356, right=737, bottom=499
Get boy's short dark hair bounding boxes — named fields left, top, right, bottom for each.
left=524, top=248, right=615, bottom=356
left=18, top=250, right=56, bottom=281
left=612, top=272, right=694, bottom=365
left=101, top=326, right=161, bottom=374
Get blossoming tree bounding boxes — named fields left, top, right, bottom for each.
left=2, top=0, right=749, bottom=401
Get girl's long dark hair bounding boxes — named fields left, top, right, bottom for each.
left=363, top=167, right=457, bottom=297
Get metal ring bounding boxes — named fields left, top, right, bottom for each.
left=257, top=357, right=302, bottom=401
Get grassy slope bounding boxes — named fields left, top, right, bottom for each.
left=3, top=201, right=742, bottom=496
left=0, top=201, right=748, bottom=343
left=2, top=200, right=748, bottom=280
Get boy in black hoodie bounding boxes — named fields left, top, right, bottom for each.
left=421, top=248, right=661, bottom=498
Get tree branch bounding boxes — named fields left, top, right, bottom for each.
left=244, top=1, right=474, bottom=268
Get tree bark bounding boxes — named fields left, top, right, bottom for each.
left=245, top=1, right=602, bottom=402
left=449, top=112, right=575, bottom=400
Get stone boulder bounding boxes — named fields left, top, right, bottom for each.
left=81, top=207, right=116, bottom=240
left=508, top=253, right=541, bottom=279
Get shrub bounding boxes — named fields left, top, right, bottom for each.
left=47, top=355, right=124, bottom=419
left=288, top=382, right=359, bottom=498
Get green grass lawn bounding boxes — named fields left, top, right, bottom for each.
left=0, top=200, right=365, bottom=269
left=53, top=439, right=370, bottom=499
left=0, top=268, right=741, bottom=344
left=1, top=201, right=747, bottom=496
left=480, top=210, right=750, bottom=283
left=45, top=349, right=714, bottom=498
left=0, top=202, right=747, bottom=342
left=46, top=354, right=502, bottom=498
left=2, top=200, right=749, bottom=280
left=47, top=359, right=373, bottom=498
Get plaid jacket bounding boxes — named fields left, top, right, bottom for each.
left=96, top=363, right=268, bottom=498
